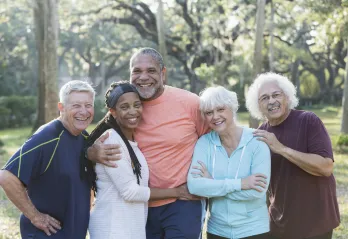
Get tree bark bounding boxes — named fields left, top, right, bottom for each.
left=33, top=0, right=59, bottom=131
left=249, top=0, right=266, bottom=128
left=156, top=0, right=168, bottom=84
left=341, top=38, right=348, bottom=133
left=268, top=0, right=275, bottom=72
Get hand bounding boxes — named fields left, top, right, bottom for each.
left=253, top=129, right=286, bottom=155
left=241, top=173, right=268, bottom=192
left=176, top=183, right=203, bottom=201
left=191, top=161, right=213, bottom=179
left=30, top=212, right=61, bottom=236
left=87, top=132, right=122, bottom=167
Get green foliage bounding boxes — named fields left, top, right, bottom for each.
left=0, top=96, right=37, bottom=129
left=300, top=72, right=320, bottom=97
left=337, top=134, right=348, bottom=147
left=93, top=98, right=107, bottom=123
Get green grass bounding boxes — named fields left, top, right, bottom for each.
left=0, top=106, right=347, bottom=238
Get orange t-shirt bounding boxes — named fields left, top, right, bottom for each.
left=134, top=86, right=208, bottom=207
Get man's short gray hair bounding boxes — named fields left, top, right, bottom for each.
left=199, top=86, right=239, bottom=120
left=129, top=47, right=165, bottom=71
left=246, top=72, right=299, bottom=120
left=59, top=80, right=95, bottom=105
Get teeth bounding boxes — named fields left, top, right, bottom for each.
left=76, top=118, right=88, bottom=121
left=139, top=84, right=152, bottom=87
left=269, top=107, right=279, bottom=111
left=128, top=118, right=137, bottom=123
left=214, top=121, right=223, bottom=125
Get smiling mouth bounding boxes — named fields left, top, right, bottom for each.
left=213, top=120, right=225, bottom=126
left=138, top=83, right=153, bottom=87
left=126, top=117, right=140, bottom=124
left=76, top=117, right=90, bottom=121
left=268, top=106, right=280, bottom=112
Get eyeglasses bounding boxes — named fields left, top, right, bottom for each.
left=258, top=91, right=283, bottom=104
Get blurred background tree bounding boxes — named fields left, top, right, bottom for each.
left=0, top=0, right=347, bottom=129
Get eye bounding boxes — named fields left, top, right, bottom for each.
left=273, top=93, right=281, bottom=98
left=148, top=68, right=156, bottom=74
left=132, top=69, right=141, bottom=74
left=134, top=102, right=142, bottom=108
left=205, top=111, right=213, bottom=116
left=260, top=96, right=269, bottom=102
left=217, top=108, right=225, bottom=112
left=73, top=104, right=80, bottom=108
left=86, top=104, right=93, bottom=108
left=120, top=105, right=129, bottom=110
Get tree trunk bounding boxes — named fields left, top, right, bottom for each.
left=268, top=0, right=275, bottom=72
left=156, top=0, right=168, bottom=84
left=341, top=38, right=348, bottom=133
left=291, top=59, right=301, bottom=98
left=33, top=0, right=59, bottom=131
left=249, top=0, right=266, bottom=128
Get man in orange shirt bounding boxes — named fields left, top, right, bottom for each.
left=88, top=48, right=208, bottom=239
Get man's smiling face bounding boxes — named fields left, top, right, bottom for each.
left=130, top=54, right=165, bottom=101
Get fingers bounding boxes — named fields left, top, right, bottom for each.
left=100, top=159, right=118, bottom=168
left=96, top=132, right=109, bottom=143
left=253, top=173, right=267, bottom=179
left=38, top=214, right=61, bottom=236
left=251, top=185, right=264, bottom=193
left=197, top=161, right=207, bottom=170
left=191, top=171, right=203, bottom=177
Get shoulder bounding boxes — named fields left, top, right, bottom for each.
left=103, top=129, right=124, bottom=145
left=291, top=110, right=323, bottom=126
left=243, top=127, right=270, bottom=152
left=166, top=86, right=200, bottom=104
left=26, top=120, right=64, bottom=145
left=196, top=132, right=214, bottom=146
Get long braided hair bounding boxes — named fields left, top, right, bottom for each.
left=86, top=81, right=143, bottom=192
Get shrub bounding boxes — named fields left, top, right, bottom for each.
left=337, top=134, right=348, bottom=147
left=0, top=95, right=37, bottom=129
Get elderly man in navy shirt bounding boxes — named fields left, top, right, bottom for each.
left=0, top=80, right=95, bottom=239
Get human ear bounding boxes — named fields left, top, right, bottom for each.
left=109, top=108, right=117, bottom=119
left=58, top=102, right=64, bottom=113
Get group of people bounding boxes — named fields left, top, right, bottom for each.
left=0, top=47, right=340, bottom=239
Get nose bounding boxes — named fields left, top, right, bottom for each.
left=268, top=95, right=277, bottom=104
left=138, top=71, right=149, bottom=81
left=80, top=105, right=89, bottom=115
left=128, top=106, right=137, bottom=115
left=212, top=111, right=219, bottom=120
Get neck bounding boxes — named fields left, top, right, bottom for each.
left=58, top=117, right=80, bottom=136
left=119, top=127, right=135, bottom=141
left=219, top=125, right=243, bottom=148
left=268, top=109, right=291, bottom=126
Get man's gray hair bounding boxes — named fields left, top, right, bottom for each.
left=59, top=80, right=95, bottom=105
left=246, top=72, right=299, bottom=120
left=199, top=86, right=239, bottom=120
left=129, top=47, right=165, bottom=71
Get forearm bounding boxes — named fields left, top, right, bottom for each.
left=280, top=147, right=333, bottom=176
left=0, top=170, right=39, bottom=221
left=149, top=188, right=178, bottom=201
left=187, top=177, right=240, bottom=197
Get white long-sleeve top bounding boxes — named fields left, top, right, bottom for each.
left=89, top=129, right=150, bottom=239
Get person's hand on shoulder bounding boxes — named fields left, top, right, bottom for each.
left=87, top=132, right=122, bottom=167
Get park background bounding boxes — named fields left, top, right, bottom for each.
left=0, top=0, right=348, bottom=238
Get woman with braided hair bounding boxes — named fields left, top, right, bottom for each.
left=88, top=81, right=191, bottom=239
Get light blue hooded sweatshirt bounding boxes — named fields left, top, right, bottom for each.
left=187, top=127, right=271, bottom=239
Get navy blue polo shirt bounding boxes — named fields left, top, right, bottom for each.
left=3, top=120, right=90, bottom=239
